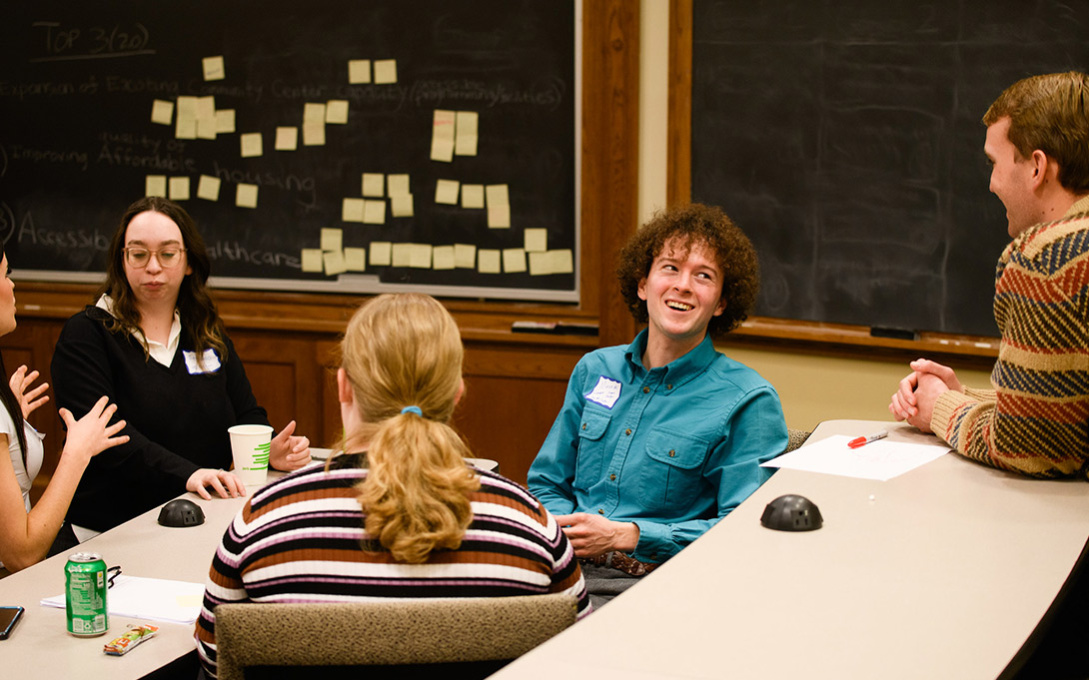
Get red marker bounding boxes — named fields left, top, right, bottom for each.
left=848, top=431, right=888, bottom=449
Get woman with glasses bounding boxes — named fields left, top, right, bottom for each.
left=49, top=197, right=310, bottom=547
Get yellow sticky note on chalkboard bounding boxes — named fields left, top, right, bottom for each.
left=195, top=97, right=216, bottom=139
left=369, top=242, right=392, bottom=266
left=303, top=103, right=326, bottom=124
left=324, top=250, right=347, bottom=276
left=301, top=249, right=323, bottom=273
left=391, top=243, right=413, bottom=267
left=528, top=251, right=551, bottom=276
left=146, top=175, right=167, bottom=198
left=390, top=194, right=414, bottom=218
left=342, top=198, right=365, bottom=223
left=169, top=176, right=190, bottom=201
left=387, top=174, right=411, bottom=197
left=485, top=184, right=509, bottom=206
left=236, top=183, right=258, bottom=209
left=488, top=204, right=511, bottom=229
left=363, top=200, right=386, bottom=224
left=348, top=59, right=371, bottom=84
left=431, top=110, right=456, bottom=162
left=524, top=228, right=547, bottom=252
left=215, top=109, right=236, bottom=134
left=344, top=247, right=366, bottom=272
left=548, top=249, right=574, bottom=274
left=175, top=96, right=198, bottom=139
left=196, top=116, right=217, bottom=140
left=374, top=59, right=397, bottom=84
left=275, top=127, right=298, bottom=151
left=503, top=248, right=527, bottom=273
left=197, top=175, right=221, bottom=201
left=435, top=180, right=459, bottom=205
left=302, top=121, right=325, bottom=146
left=326, top=100, right=349, bottom=124
left=455, top=111, right=478, bottom=156
left=461, top=184, right=484, bottom=209
left=320, top=228, right=343, bottom=252
left=240, top=133, right=263, bottom=158
left=432, top=245, right=455, bottom=270
left=454, top=244, right=476, bottom=269
left=151, top=100, right=174, bottom=126
left=362, top=173, right=384, bottom=198
left=478, top=250, right=501, bottom=274
left=202, top=56, right=226, bottom=81
left=409, top=244, right=432, bottom=269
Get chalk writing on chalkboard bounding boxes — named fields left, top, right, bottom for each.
left=0, top=1, right=579, bottom=302
left=691, top=0, right=1089, bottom=337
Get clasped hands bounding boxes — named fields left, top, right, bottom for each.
left=888, top=358, right=964, bottom=433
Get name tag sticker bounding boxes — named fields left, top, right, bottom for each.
left=184, top=349, right=221, bottom=375
left=586, top=376, right=622, bottom=409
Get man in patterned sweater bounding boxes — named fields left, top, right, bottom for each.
left=889, top=72, right=1089, bottom=480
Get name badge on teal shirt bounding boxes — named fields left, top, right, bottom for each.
left=586, top=375, right=622, bottom=409
left=183, top=349, right=221, bottom=375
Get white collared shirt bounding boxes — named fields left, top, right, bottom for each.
left=96, top=294, right=182, bottom=367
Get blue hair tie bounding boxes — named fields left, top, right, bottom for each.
left=400, top=405, right=423, bottom=416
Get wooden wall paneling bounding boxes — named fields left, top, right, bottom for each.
left=0, top=319, right=66, bottom=501
left=582, top=0, right=642, bottom=348
left=229, top=331, right=327, bottom=453
left=459, top=343, right=585, bottom=485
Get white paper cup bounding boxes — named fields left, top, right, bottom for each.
left=228, top=424, right=273, bottom=488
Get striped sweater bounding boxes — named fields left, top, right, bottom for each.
left=931, top=194, right=1089, bottom=479
left=195, top=454, right=590, bottom=677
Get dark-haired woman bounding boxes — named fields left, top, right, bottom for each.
left=50, top=197, right=310, bottom=545
left=0, top=247, right=128, bottom=572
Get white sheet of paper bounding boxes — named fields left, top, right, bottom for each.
left=761, top=434, right=949, bottom=481
left=41, top=575, right=205, bottom=625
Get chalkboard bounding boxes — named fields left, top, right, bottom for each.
left=0, top=0, right=578, bottom=302
left=691, top=0, right=1089, bottom=337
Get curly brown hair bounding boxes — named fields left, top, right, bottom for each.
left=616, top=203, right=759, bottom=338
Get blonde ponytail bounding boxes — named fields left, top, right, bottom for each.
left=338, top=294, right=480, bottom=563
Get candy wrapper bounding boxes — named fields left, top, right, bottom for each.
left=103, top=624, right=159, bottom=656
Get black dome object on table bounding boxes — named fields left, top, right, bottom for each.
left=760, top=494, right=822, bottom=531
left=157, top=498, right=206, bottom=527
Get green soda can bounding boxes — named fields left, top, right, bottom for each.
left=65, top=552, right=108, bottom=637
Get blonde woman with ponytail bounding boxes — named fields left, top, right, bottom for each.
left=196, top=293, right=590, bottom=678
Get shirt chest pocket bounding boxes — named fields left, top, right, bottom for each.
left=639, top=430, right=711, bottom=513
left=573, top=409, right=611, bottom=492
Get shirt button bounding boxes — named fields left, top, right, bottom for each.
left=669, top=449, right=676, bottom=457
left=666, top=384, right=673, bottom=390
left=625, top=428, right=632, bottom=436
left=581, top=423, right=587, bottom=430
left=609, top=474, right=616, bottom=481
left=598, top=509, right=605, bottom=515
left=643, top=386, right=650, bottom=394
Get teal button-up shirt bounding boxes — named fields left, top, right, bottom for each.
left=529, top=330, right=788, bottom=563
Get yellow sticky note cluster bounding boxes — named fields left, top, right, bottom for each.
left=347, top=59, right=399, bottom=85
left=430, top=109, right=479, bottom=162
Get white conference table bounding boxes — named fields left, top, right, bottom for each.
left=0, top=456, right=498, bottom=678
left=492, top=420, right=1089, bottom=680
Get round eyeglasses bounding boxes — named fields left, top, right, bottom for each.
left=123, top=246, right=187, bottom=269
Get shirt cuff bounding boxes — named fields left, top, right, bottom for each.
left=631, top=519, right=670, bottom=564
left=931, top=390, right=977, bottom=447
